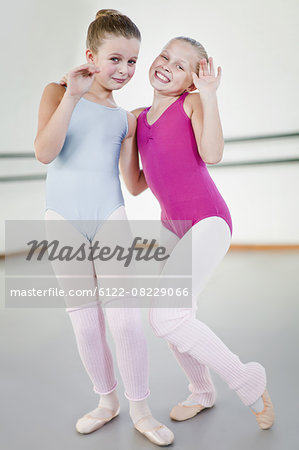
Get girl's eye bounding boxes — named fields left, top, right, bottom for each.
left=161, top=55, right=168, bottom=60
left=111, top=57, right=119, bottom=62
left=128, top=60, right=136, bottom=65
left=177, top=65, right=184, bottom=70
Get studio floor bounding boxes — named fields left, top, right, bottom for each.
left=0, top=250, right=298, bottom=450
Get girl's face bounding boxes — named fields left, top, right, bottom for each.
left=149, top=39, right=198, bottom=96
left=87, top=35, right=140, bottom=90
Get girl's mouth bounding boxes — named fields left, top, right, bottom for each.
left=112, top=77, right=127, bottom=84
left=154, top=71, right=170, bottom=83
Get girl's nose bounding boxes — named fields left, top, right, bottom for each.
left=162, top=64, right=170, bottom=72
left=118, top=63, right=128, bottom=75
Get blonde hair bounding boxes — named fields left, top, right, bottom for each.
left=171, top=36, right=208, bottom=72
left=86, top=9, right=141, bottom=53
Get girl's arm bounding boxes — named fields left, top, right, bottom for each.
left=187, top=57, right=224, bottom=164
left=119, top=108, right=148, bottom=196
left=34, top=83, right=78, bottom=164
left=34, top=64, right=99, bottom=164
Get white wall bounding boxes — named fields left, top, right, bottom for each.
left=1, top=0, right=299, bottom=252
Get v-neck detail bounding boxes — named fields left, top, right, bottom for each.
left=144, top=92, right=188, bottom=128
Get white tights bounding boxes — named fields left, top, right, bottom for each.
left=149, top=217, right=266, bottom=406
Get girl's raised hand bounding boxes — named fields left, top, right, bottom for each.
left=64, top=64, right=100, bottom=98
left=191, top=57, right=221, bottom=95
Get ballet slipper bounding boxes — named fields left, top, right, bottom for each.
left=250, top=388, right=275, bottom=430
left=170, top=402, right=212, bottom=421
left=134, top=414, right=174, bottom=446
left=76, top=405, right=120, bottom=434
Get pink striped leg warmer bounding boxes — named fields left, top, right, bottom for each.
left=68, top=305, right=117, bottom=395
left=150, top=310, right=266, bottom=406
left=168, top=342, right=216, bottom=407
left=105, top=305, right=150, bottom=401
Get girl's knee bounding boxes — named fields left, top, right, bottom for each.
left=149, top=308, right=191, bottom=337
left=68, top=307, right=104, bottom=343
left=107, top=311, right=143, bottom=341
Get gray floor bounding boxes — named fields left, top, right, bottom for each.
left=1, top=250, right=298, bottom=450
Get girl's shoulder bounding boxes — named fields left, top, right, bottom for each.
left=131, top=107, right=147, bottom=119
left=183, top=92, right=201, bottom=117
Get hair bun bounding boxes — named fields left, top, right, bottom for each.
left=96, top=9, right=121, bottom=19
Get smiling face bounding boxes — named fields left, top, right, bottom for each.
left=149, top=39, right=199, bottom=96
left=87, top=35, right=140, bottom=90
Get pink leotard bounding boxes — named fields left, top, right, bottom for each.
left=137, top=92, right=233, bottom=239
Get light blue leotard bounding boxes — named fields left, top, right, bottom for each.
left=45, top=96, right=128, bottom=241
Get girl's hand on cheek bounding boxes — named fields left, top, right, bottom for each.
left=191, top=57, right=221, bottom=97
left=65, top=63, right=101, bottom=99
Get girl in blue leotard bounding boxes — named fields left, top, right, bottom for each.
left=34, top=9, right=173, bottom=446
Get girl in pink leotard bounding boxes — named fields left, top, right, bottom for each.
left=120, top=36, right=275, bottom=430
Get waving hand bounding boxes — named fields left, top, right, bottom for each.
left=191, top=57, right=221, bottom=95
